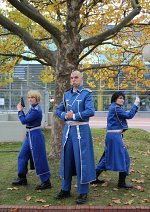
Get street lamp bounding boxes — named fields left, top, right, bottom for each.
left=142, top=44, right=150, bottom=62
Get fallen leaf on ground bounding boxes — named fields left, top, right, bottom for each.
left=124, top=199, right=134, bottom=205
left=25, top=196, right=32, bottom=201
left=35, top=199, right=46, bottom=203
left=112, top=188, right=119, bottom=191
left=135, top=185, right=144, bottom=192
left=140, top=199, right=150, bottom=203
left=7, top=187, right=18, bottom=191
left=131, top=193, right=138, bottom=197
left=42, top=204, right=52, bottom=207
left=112, top=198, right=121, bottom=204
left=101, top=182, right=108, bottom=187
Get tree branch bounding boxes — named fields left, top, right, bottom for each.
left=0, top=53, right=48, bottom=65
left=0, top=13, right=56, bottom=66
left=80, top=63, right=144, bottom=72
left=81, top=4, right=141, bottom=49
left=6, top=0, right=62, bottom=46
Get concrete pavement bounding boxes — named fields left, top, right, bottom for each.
left=89, top=116, right=150, bottom=132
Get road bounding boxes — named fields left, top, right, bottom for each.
left=89, top=116, right=150, bottom=132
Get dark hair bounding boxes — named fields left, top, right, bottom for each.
left=111, top=91, right=125, bottom=103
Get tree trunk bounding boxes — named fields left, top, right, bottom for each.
left=49, top=73, right=70, bottom=158
left=49, top=44, right=80, bottom=158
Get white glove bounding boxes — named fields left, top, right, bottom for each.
left=134, top=96, right=140, bottom=106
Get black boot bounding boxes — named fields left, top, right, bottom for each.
left=12, top=175, right=27, bottom=186
left=75, top=194, right=88, bottom=204
left=91, top=170, right=105, bottom=184
left=35, top=179, right=51, bottom=190
left=118, top=172, right=133, bottom=189
left=55, top=190, right=71, bottom=199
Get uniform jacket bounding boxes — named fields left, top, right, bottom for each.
left=103, top=102, right=138, bottom=173
left=18, top=104, right=50, bottom=176
left=107, top=102, right=138, bottom=130
left=56, top=85, right=96, bottom=183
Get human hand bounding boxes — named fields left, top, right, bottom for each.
left=17, top=102, right=23, bottom=111
left=66, top=110, right=74, bottom=119
left=134, top=96, right=140, bottom=106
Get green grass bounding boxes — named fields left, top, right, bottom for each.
left=0, top=128, right=149, bottom=207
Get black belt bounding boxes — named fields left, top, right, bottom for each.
left=26, top=126, right=41, bottom=129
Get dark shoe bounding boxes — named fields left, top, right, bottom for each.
left=12, top=177, right=27, bottom=186
left=118, top=172, right=133, bottom=189
left=75, top=194, right=88, bottom=204
left=55, top=190, right=71, bottom=199
left=118, top=183, right=133, bottom=189
left=90, top=179, right=105, bottom=184
left=35, top=179, right=51, bottom=190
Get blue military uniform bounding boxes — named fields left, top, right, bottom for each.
left=96, top=102, right=138, bottom=175
left=17, top=104, right=50, bottom=183
left=56, top=85, right=96, bottom=194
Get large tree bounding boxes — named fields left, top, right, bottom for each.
left=0, top=0, right=149, bottom=158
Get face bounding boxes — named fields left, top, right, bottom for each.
left=116, top=96, right=125, bottom=106
left=70, top=71, right=83, bottom=89
left=27, top=96, right=37, bottom=105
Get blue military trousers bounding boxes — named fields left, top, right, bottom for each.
left=62, top=129, right=89, bottom=194
left=18, top=137, right=50, bottom=182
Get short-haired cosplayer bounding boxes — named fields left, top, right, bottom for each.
left=55, top=71, right=96, bottom=204
left=12, top=90, right=51, bottom=190
left=92, top=91, right=140, bottom=189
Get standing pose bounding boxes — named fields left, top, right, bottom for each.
left=55, top=70, right=96, bottom=204
left=12, top=90, right=51, bottom=190
left=93, top=91, right=140, bottom=189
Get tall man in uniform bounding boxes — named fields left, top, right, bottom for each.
left=55, top=70, right=96, bottom=204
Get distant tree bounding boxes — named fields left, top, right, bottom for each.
left=0, top=0, right=149, bottom=158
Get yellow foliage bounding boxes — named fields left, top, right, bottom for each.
left=38, top=67, right=55, bottom=84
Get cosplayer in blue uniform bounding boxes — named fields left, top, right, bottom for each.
left=12, top=90, right=51, bottom=190
left=92, top=91, right=140, bottom=189
left=55, top=70, right=96, bottom=204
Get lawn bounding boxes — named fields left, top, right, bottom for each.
left=0, top=128, right=149, bottom=207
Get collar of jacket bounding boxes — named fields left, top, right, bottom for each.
left=112, top=102, right=122, bottom=107
left=71, top=85, right=84, bottom=93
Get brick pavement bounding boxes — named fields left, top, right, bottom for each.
left=0, top=205, right=150, bottom=212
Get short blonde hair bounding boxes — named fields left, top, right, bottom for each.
left=27, top=90, right=42, bottom=103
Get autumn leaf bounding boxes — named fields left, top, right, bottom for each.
left=101, top=182, right=108, bottom=187
left=7, top=187, right=18, bottom=191
left=112, top=188, right=119, bottom=191
left=25, top=196, right=32, bottom=201
left=124, top=199, right=134, bottom=205
left=140, top=199, right=150, bottom=203
left=112, top=198, right=121, bottom=204
left=131, top=193, right=138, bottom=197
left=135, top=185, right=144, bottom=192
left=42, top=204, right=52, bottom=207
left=35, top=199, right=46, bottom=203
left=131, top=178, right=145, bottom=183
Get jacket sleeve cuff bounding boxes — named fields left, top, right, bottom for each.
left=61, top=112, right=67, bottom=120
left=75, top=112, right=83, bottom=120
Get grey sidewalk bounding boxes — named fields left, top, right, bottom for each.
left=90, top=116, right=150, bottom=132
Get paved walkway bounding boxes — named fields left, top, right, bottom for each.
left=89, top=116, right=150, bottom=132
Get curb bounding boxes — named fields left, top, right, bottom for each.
left=0, top=205, right=150, bottom=212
